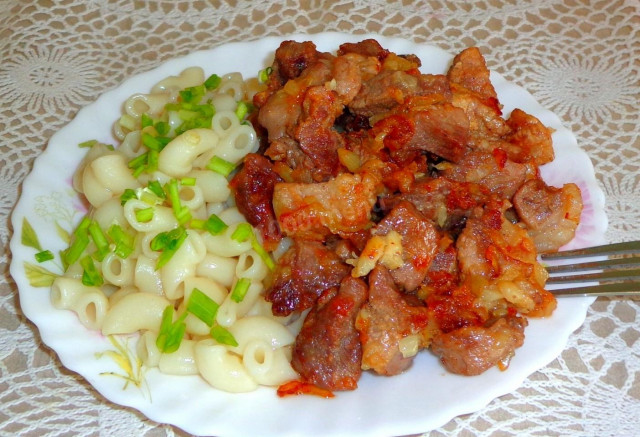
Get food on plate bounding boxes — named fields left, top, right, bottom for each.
left=237, top=38, right=583, bottom=390
left=46, top=38, right=583, bottom=395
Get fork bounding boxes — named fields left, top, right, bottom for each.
left=541, top=240, right=640, bottom=297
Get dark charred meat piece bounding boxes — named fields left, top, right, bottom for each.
left=230, top=153, right=282, bottom=250
left=275, top=40, right=321, bottom=81
left=430, top=316, right=527, bottom=375
left=291, top=276, right=368, bottom=391
left=266, top=240, right=351, bottom=316
left=375, top=201, right=438, bottom=292
left=356, top=266, right=430, bottom=376
left=513, top=178, right=583, bottom=253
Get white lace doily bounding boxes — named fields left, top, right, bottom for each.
left=1, top=1, right=639, bottom=436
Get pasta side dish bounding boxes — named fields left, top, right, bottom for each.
left=50, top=39, right=583, bottom=396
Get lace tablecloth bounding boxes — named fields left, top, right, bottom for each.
left=1, top=1, right=639, bottom=436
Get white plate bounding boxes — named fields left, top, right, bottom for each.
left=10, top=32, right=607, bottom=437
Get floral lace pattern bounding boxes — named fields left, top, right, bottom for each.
left=1, top=0, right=638, bottom=436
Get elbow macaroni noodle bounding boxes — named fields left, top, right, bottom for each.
left=51, top=68, right=299, bottom=393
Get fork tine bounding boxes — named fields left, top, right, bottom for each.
left=544, top=256, right=640, bottom=274
left=546, top=268, right=640, bottom=284
left=550, top=280, right=640, bottom=297
left=540, top=240, right=640, bottom=260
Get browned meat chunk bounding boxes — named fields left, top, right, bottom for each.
left=375, top=201, right=438, bottom=292
left=294, top=86, right=344, bottom=181
left=385, top=177, right=489, bottom=231
left=274, top=40, right=321, bottom=81
left=447, top=47, right=500, bottom=114
left=456, top=205, right=556, bottom=317
left=442, top=150, right=536, bottom=199
left=356, top=266, right=430, bottom=376
left=431, top=316, right=527, bottom=375
left=230, top=153, right=282, bottom=250
left=349, top=70, right=421, bottom=117
left=338, top=39, right=389, bottom=61
left=513, top=178, right=583, bottom=253
left=291, top=276, right=368, bottom=391
left=504, top=108, right=555, bottom=166
left=273, top=172, right=381, bottom=240
left=266, top=240, right=350, bottom=316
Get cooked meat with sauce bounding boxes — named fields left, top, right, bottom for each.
left=266, top=239, right=350, bottom=316
left=246, top=39, right=582, bottom=391
left=431, top=316, right=527, bottom=376
left=291, top=276, right=368, bottom=390
left=356, top=266, right=430, bottom=376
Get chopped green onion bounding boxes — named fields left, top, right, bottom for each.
left=147, top=180, right=166, bottom=198
left=135, top=207, right=155, bottom=223
left=64, top=234, right=89, bottom=266
left=147, top=149, right=159, bottom=173
left=107, top=224, right=134, bottom=259
left=231, top=223, right=253, bottom=243
left=235, top=101, right=251, bottom=121
left=180, top=84, right=206, bottom=104
left=204, top=214, right=228, bottom=235
left=251, top=238, right=276, bottom=271
left=128, top=153, right=148, bottom=170
left=74, top=216, right=92, bottom=237
left=35, top=250, right=54, bottom=263
left=165, top=179, right=191, bottom=224
left=206, top=156, right=236, bottom=177
left=186, top=288, right=219, bottom=326
left=180, top=177, right=196, bottom=186
left=175, top=206, right=192, bottom=225
left=155, top=121, right=170, bottom=136
left=156, top=306, right=188, bottom=353
left=141, top=113, right=154, bottom=128
left=210, top=325, right=238, bottom=347
left=230, top=277, right=251, bottom=303
left=142, top=132, right=165, bottom=151
left=88, top=221, right=110, bottom=261
left=204, top=73, right=222, bottom=90
left=190, top=219, right=205, bottom=230
left=153, top=227, right=188, bottom=269
left=80, top=255, right=103, bottom=287
left=258, top=67, right=273, bottom=83
left=78, top=139, right=98, bottom=148
left=120, top=188, right=138, bottom=206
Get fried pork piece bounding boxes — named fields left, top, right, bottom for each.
left=382, top=177, right=490, bottom=232
left=442, top=150, right=536, bottom=199
left=230, top=153, right=282, bottom=250
left=291, top=276, right=368, bottom=391
left=430, top=315, right=527, bottom=376
left=356, top=266, right=430, bottom=376
left=266, top=239, right=350, bottom=316
left=348, top=70, right=451, bottom=117
left=273, top=172, right=381, bottom=240
left=447, top=47, right=501, bottom=114
left=338, top=38, right=390, bottom=60
left=456, top=204, right=556, bottom=317
left=374, top=201, right=438, bottom=292
left=513, top=178, right=583, bottom=253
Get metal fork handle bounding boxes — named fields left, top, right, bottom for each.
left=550, top=280, right=640, bottom=297
left=541, top=240, right=640, bottom=260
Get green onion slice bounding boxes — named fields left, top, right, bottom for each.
left=210, top=325, right=238, bottom=347
left=186, top=288, right=219, bottom=327
left=156, top=306, right=188, bottom=353
left=230, top=277, right=251, bottom=303
left=35, top=250, right=54, bottom=263
left=231, top=223, right=253, bottom=243
left=204, top=74, right=222, bottom=90
left=80, top=255, right=103, bottom=287
left=206, top=156, right=236, bottom=177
